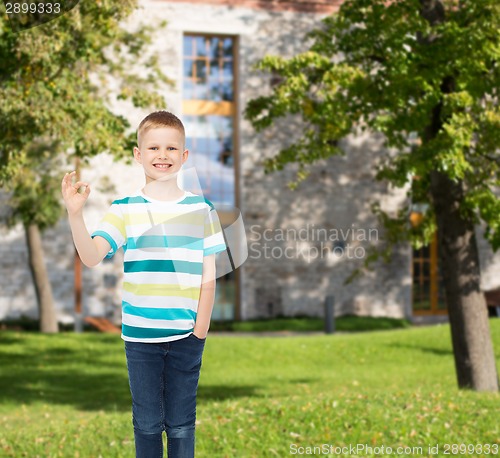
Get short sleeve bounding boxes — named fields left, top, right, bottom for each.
left=91, top=201, right=126, bottom=259
left=203, top=203, right=227, bottom=257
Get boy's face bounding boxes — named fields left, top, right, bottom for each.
left=133, top=127, right=189, bottom=184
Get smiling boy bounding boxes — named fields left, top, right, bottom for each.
left=61, top=111, right=227, bottom=458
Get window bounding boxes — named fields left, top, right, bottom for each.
left=182, top=34, right=239, bottom=320
left=410, top=217, right=447, bottom=315
left=182, top=35, right=236, bottom=210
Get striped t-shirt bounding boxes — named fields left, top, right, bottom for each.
left=91, top=189, right=227, bottom=343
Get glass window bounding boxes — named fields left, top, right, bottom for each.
left=183, top=114, right=234, bottom=208
left=411, top=230, right=446, bottom=314
left=182, top=34, right=236, bottom=208
left=183, top=36, right=234, bottom=102
left=182, top=34, right=238, bottom=322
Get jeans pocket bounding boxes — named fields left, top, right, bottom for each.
left=189, top=333, right=206, bottom=343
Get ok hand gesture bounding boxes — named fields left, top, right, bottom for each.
left=61, top=171, right=91, bottom=216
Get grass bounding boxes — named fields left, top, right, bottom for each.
left=0, top=320, right=498, bottom=457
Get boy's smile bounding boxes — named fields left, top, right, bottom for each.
left=133, top=127, right=189, bottom=184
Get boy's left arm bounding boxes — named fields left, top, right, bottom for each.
left=193, top=253, right=216, bottom=339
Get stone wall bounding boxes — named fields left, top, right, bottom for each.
left=477, top=223, right=500, bottom=294
left=240, top=126, right=413, bottom=320
left=158, top=0, right=341, bottom=13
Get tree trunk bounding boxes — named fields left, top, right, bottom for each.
left=419, top=0, right=498, bottom=392
left=24, top=223, right=58, bottom=333
left=429, top=172, right=499, bottom=391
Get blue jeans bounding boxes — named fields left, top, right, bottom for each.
left=124, top=333, right=206, bottom=458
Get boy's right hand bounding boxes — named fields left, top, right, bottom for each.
left=61, top=171, right=91, bottom=216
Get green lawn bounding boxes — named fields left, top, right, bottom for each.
left=0, top=321, right=499, bottom=458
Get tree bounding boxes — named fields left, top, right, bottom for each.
left=245, top=0, right=499, bottom=391
left=0, top=0, right=171, bottom=332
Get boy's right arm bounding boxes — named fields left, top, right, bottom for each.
left=62, top=171, right=111, bottom=268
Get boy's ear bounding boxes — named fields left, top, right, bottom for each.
left=133, top=146, right=142, bottom=163
left=182, top=149, right=189, bottom=164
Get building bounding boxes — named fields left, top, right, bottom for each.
left=1, top=0, right=499, bottom=326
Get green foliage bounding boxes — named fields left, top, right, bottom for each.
left=210, top=315, right=410, bottom=332
left=0, top=0, right=171, bottom=229
left=245, top=0, right=500, bottom=262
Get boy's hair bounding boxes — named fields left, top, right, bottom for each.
left=137, top=111, right=185, bottom=148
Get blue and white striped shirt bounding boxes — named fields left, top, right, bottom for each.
left=91, top=190, right=227, bottom=343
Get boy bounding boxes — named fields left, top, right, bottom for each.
left=61, top=111, right=227, bottom=458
